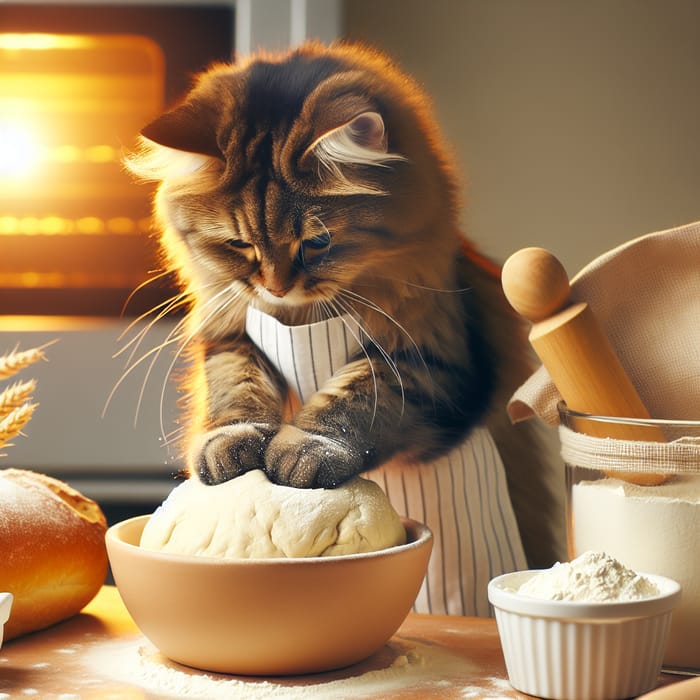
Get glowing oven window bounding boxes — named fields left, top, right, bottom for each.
left=0, top=33, right=166, bottom=316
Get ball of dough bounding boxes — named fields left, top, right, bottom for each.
left=140, top=470, right=406, bottom=558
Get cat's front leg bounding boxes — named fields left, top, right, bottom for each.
left=191, top=340, right=285, bottom=484
left=265, top=358, right=409, bottom=488
left=265, top=424, right=369, bottom=488
left=193, top=422, right=278, bottom=485
left=265, top=344, right=484, bottom=488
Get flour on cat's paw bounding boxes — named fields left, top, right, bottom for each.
left=265, top=425, right=363, bottom=488
left=192, top=423, right=273, bottom=485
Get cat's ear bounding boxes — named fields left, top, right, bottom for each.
left=302, top=111, right=406, bottom=192
left=141, top=99, right=223, bottom=160
left=304, top=111, right=388, bottom=167
left=335, top=111, right=388, bottom=153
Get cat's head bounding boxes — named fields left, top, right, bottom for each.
left=127, top=42, right=459, bottom=322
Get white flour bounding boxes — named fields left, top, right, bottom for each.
left=0, top=632, right=519, bottom=699
left=80, top=635, right=484, bottom=699
left=571, top=475, right=700, bottom=669
left=518, top=550, right=658, bottom=602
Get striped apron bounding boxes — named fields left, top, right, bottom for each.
left=246, top=306, right=526, bottom=617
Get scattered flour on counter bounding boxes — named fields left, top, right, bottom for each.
left=460, top=676, right=514, bottom=698
left=518, top=550, right=659, bottom=602
left=53, top=646, right=79, bottom=655
left=80, top=635, right=484, bottom=700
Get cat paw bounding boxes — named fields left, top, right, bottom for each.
left=265, top=425, right=363, bottom=488
left=193, top=423, right=274, bottom=485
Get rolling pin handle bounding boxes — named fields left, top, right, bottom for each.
left=501, top=247, right=572, bottom=323
left=501, top=245, right=669, bottom=486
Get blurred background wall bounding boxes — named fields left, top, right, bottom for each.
left=342, top=0, right=700, bottom=275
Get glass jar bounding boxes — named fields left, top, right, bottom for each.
left=559, top=404, right=700, bottom=674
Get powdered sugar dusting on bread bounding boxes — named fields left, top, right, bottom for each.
left=0, top=475, right=78, bottom=546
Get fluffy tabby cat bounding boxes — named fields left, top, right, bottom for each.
left=126, top=41, right=564, bottom=567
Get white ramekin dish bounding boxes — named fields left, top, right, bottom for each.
left=488, top=570, right=681, bottom=700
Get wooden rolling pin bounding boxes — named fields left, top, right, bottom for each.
left=501, top=246, right=667, bottom=486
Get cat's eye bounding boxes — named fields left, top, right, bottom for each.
left=303, top=232, right=331, bottom=250
left=226, top=239, right=252, bottom=249
left=297, top=231, right=331, bottom=268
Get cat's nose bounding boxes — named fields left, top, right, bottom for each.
left=265, top=285, right=292, bottom=297
left=260, top=261, right=293, bottom=297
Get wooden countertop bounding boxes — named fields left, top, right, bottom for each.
left=0, top=587, right=687, bottom=699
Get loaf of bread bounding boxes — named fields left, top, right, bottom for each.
left=0, top=468, right=108, bottom=640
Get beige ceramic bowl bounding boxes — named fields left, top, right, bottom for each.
left=106, top=515, right=432, bottom=676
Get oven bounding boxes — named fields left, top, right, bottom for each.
left=0, top=0, right=341, bottom=524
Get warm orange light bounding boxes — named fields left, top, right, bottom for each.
left=0, top=33, right=92, bottom=51
left=0, top=32, right=164, bottom=181
left=0, top=29, right=169, bottom=316
left=0, top=120, right=42, bottom=177
left=0, top=215, right=151, bottom=236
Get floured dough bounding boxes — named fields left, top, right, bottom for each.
left=140, top=470, right=406, bottom=558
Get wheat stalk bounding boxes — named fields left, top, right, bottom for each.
left=0, top=342, right=52, bottom=452
left=0, top=345, right=48, bottom=380
left=0, top=403, right=37, bottom=449
left=0, top=379, right=37, bottom=419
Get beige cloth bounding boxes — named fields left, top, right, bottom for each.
left=508, top=220, right=700, bottom=426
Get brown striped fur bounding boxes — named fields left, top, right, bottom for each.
left=126, top=41, right=565, bottom=567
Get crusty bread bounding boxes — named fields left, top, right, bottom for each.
left=0, top=468, right=108, bottom=640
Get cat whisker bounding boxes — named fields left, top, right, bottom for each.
left=160, top=423, right=187, bottom=449
left=134, top=317, right=192, bottom=428
left=309, top=215, right=332, bottom=246
left=314, top=297, right=338, bottom=330
left=116, top=290, right=191, bottom=368
left=109, top=285, right=210, bottom=413
left=321, top=297, right=380, bottom=425
left=112, top=283, right=198, bottom=422
left=119, top=268, right=177, bottom=318
left=333, top=295, right=406, bottom=418
left=116, top=290, right=173, bottom=347
left=338, top=287, right=431, bottom=382
left=102, top=328, right=185, bottom=421
left=314, top=298, right=333, bottom=328
left=364, top=275, right=472, bottom=294
left=105, top=280, right=217, bottom=427
left=309, top=301, right=319, bottom=324
left=156, top=282, right=246, bottom=441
